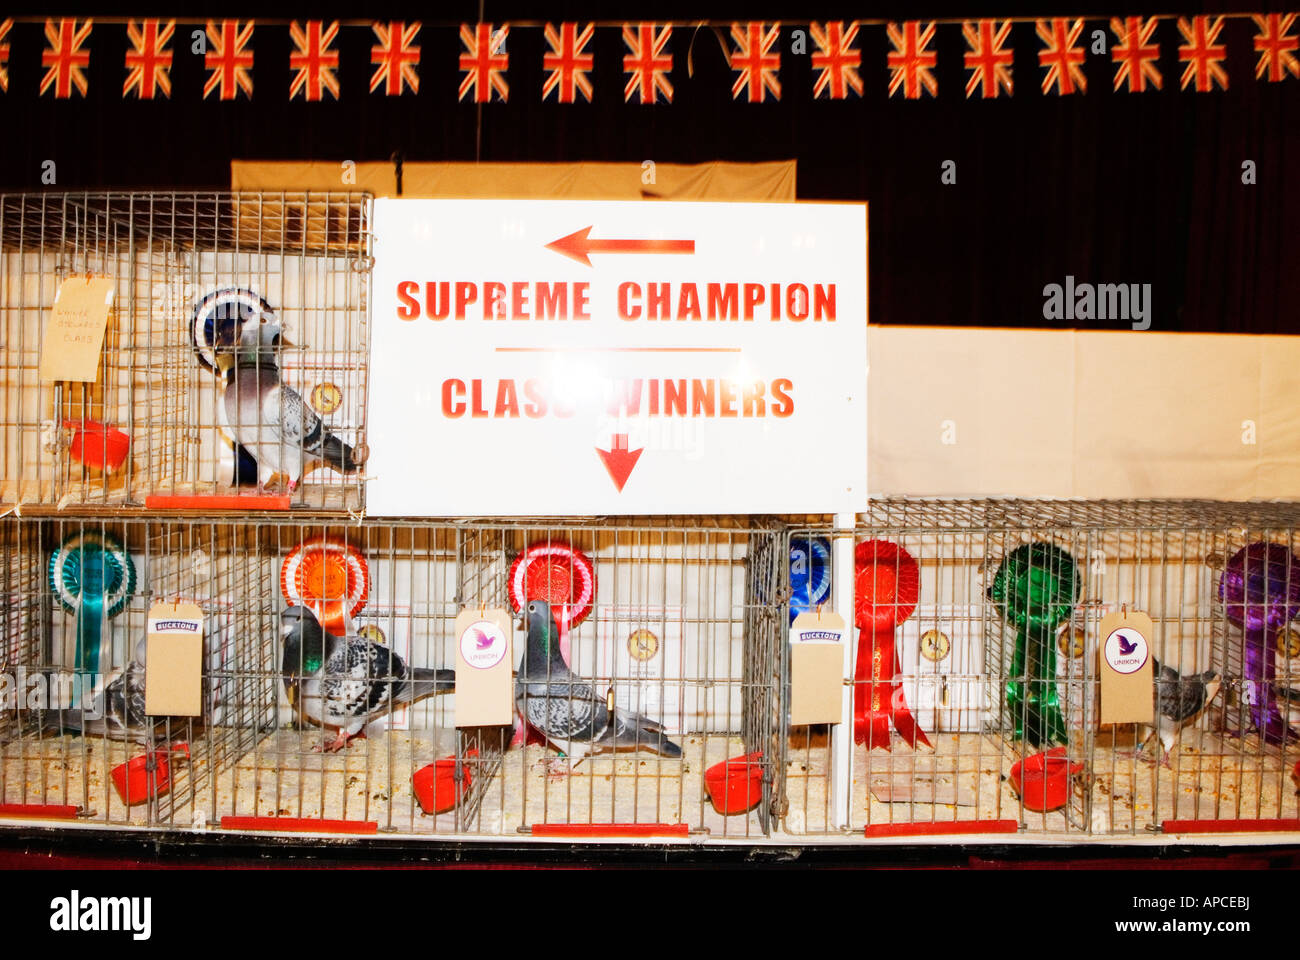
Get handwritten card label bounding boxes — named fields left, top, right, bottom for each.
left=39, top=277, right=114, bottom=383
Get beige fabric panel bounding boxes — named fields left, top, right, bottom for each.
left=869, top=327, right=1300, bottom=499
left=231, top=160, right=796, bottom=200
left=231, top=160, right=395, bottom=194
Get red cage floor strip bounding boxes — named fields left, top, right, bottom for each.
left=0, top=803, right=80, bottom=819
left=144, top=495, right=291, bottom=510
left=530, top=823, right=690, bottom=838
left=1163, top=818, right=1300, bottom=834
left=221, top=816, right=378, bottom=835
left=864, top=820, right=1020, bottom=839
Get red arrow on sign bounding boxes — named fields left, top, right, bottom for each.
left=596, top=434, right=643, bottom=493
left=546, top=226, right=695, bottom=267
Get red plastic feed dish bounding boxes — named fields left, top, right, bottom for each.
left=412, top=751, right=476, bottom=814
left=65, top=420, right=130, bottom=472
left=703, top=751, right=764, bottom=815
left=1009, top=746, right=1083, bottom=812
left=110, top=743, right=189, bottom=806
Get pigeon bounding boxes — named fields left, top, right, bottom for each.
left=279, top=605, right=455, bottom=753
left=515, top=599, right=682, bottom=772
left=1135, top=659, right=1222, bottom=767
left=221, top=322, right=359, bottom=492
left=41, top=637, right=162, bottom=744
left=1117, top=634, right=1139, bottom=657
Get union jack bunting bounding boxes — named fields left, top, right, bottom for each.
left=204, top=20, right=254, bottom=100
left=1111, top=16, right=1162, bottom=92
left=289, top=20, right=340, bottom=101
left=963, top=20, right=1014, bottom=99
left=1037, top=18, right=1087, bottom=94
left=41, top=18, right=92, bottom=98
left=459, top=22, right=508, bottom=103
left=810, top=21, right=862, bottom=99
left=1252, top=13, right=1299, bottom=82
left=124, top=19, right=174, bottom=99
left=730, top=22, right=781, bottom=102
left=370, top=21, right=421, bottom=95
left=542, top=22, right=594, bottom=103
left=887, top=21, right=938, bottom=98
left=0, top=19, right=12, bottom=94
left=1178, top=16, right=1228, bottom=90
left=623, top=23, right=672, bottom=104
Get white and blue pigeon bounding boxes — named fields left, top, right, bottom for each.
left=280, top=605, right=455, bottom=753
left=516, top=599, right=683, bottom=773
left=222, top=322, right=359, bottom=492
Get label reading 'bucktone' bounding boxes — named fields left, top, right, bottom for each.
left=790, top=609, right=846, bottom=726
left=145, top=600, right=204, bottom=717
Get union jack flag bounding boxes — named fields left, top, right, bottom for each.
left=204, top=20, right=254, bottom=100
left=962, top=20, right=1013, bottom=99
left=41, top=19, right=92, bottom=99
left=1252, top=13, right=1299, bottom=83
left=887, top=22, right=938, bottom=99
left=289, top=20, right=340, bottom=101
left=459, top=22, right=508, bottom=103
left=730, top=22, right=781, bottom=103
left=124, top=19, right=173, bottom=99
left=371, top=21, right=421, bottom=95
left=0, top=19, right=12, bottom=94
left=1178, top=16, right=1228, bottom=91
left=1037, top=18, right=1087, bottom=95
left=810, top=21, right=862, bottom=100
left=1111, top=17, right=1161, bottom=93
left=543, top=22, right=594, bottom=103
left=622, top=23, right=672, bottom=104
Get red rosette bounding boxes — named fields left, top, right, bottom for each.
left=281, top=538, right=369, bottom=633
left=852, top=539, right=929, bottom=751
left=854, top=540, right=920, bottom=633
left=508, top=540, right=596, bottom=640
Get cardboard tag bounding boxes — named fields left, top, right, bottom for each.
left=454, top=607, right=514, bottom=727
left=1099, top=609, right=1155, bottom=725
left=790, top=608, right=846, bottom=726
left=145, top=601, right=204, bottom=717
left=39, top=276, right=114, bottom=382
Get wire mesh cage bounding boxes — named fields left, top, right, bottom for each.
left=0, top=515, right=785, bottom=840
left=782, top=500, right=1300, bottom=841
left=0, top=192, right=371, bottom=510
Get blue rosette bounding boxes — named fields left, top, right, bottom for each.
left=49, top=531, right=137, bottom=708
left=788, top=536, right=832, bottom=625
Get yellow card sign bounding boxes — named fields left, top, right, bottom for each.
left=144, top=600, right=204, bottom=717
left=1099, top=609, right=1155, bottom=726
left=454, top=606, right=514, bottom=727
left=39, top=276, right=114, bottom=383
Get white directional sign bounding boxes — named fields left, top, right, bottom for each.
left=367, top=198, right=867, bottom=516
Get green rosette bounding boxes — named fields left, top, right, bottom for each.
left=989, top=543, right=1079, bottom=747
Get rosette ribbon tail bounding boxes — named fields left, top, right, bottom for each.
left=853, top=626, right=930, bottom=750
left=1008, top=626, right=1068, bottom=748
left=1243, top=630, right=1295, bottom=745
left=73, top=592, right=104, bottom=710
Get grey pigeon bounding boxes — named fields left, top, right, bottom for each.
left=42, top=637, right=161, bottom=744
left=280, top=605, right=455, bottom=753
left=516, top=599, right=683, bottom=772
left=222, top=322, right=359, bottom=492
left=1137, top=658, right=1222, bottom=767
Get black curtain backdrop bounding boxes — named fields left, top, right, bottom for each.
left=1, top=2, right=1296, bottom=334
